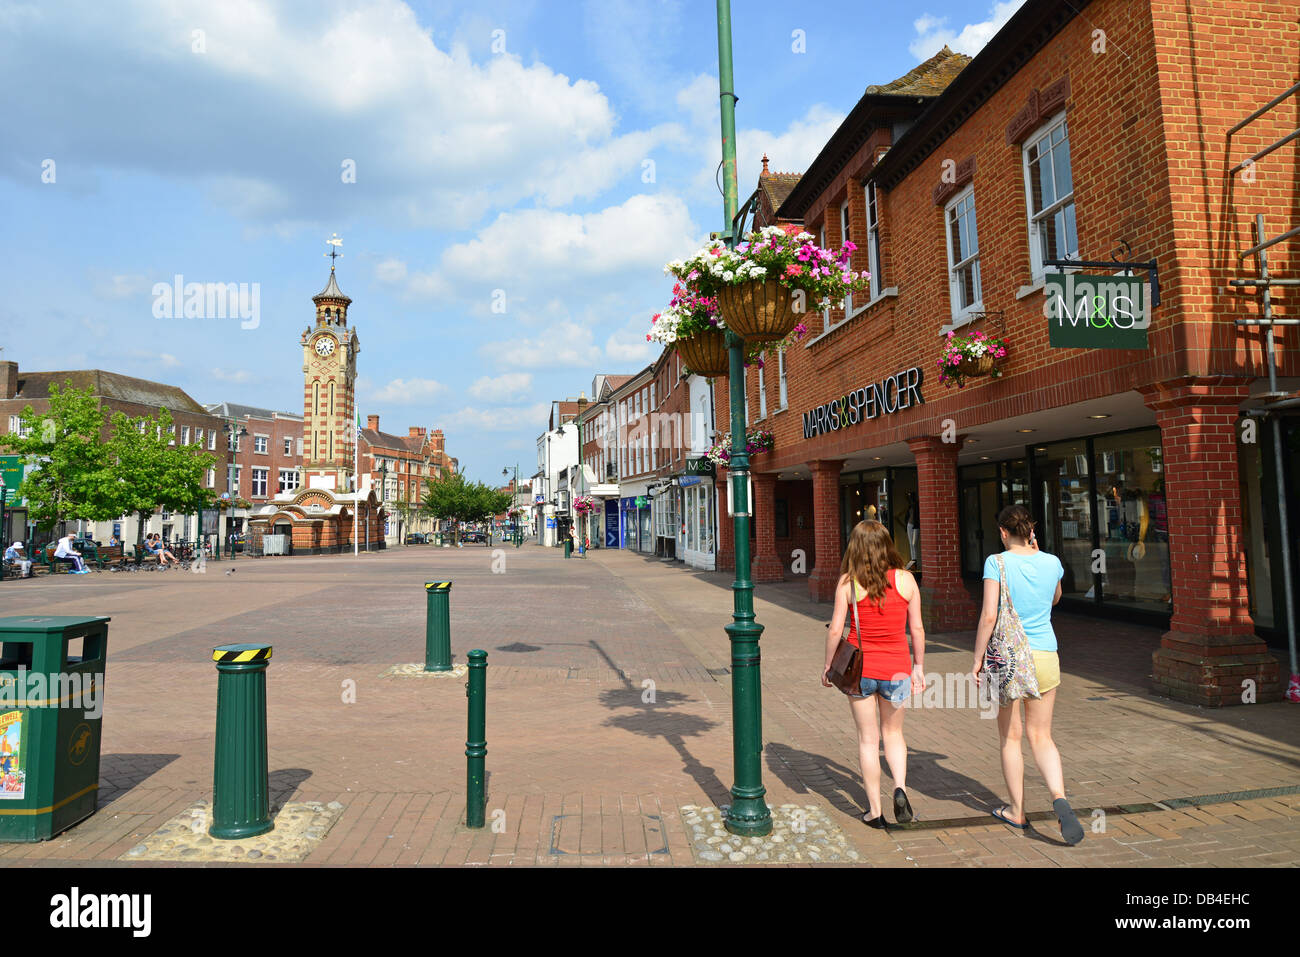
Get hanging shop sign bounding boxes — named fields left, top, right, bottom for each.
left=802, top=367, right=924, bottom=439
left=1043, top=273, right=1150, bottom=349
left=635, top=496, right=649, bottom=509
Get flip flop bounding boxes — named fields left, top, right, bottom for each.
left=992, top=806, right=1028, bottom=829
left=1053, top=798, right=1085, bottom=845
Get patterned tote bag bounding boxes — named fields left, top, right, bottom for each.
left=983, top=554, right=1041, bottom=706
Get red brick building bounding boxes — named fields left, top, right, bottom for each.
left=705, top=0, right=1297, bottom=705
left=359, top=416, right=455, bottom=544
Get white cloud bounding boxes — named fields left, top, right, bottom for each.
left=366, top=377, right=446, bottom=404
left=909, top=1, right=1026, bottom=59
left=469, top=372, right=533, bottom=402
left=449, top=402, right=552, bottom=432
left=211, top=368, right=252, bottom=383
left=0, top=0, right=683, bottom=229
left=93, top=273, right=152, bottom=300
left=482, top=322, right=602, bottom=369
left=374, top=258, right=408, bottom=283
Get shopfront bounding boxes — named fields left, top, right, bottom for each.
left=839, top=467, right=920, bottom=569
left=620, top=495, right=653, bottom=553
left=1239, top=412, right=1300, bottom=647
left=680, top=476, right=716, bottom=570
left=653, top=484, right=678, bottom=558
left=954, top=427, right=1172, bottom=621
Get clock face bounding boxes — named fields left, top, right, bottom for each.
left=314, top=336, right=336, bottom=357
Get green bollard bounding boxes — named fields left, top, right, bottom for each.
left=210, top=643, right=273, bottom=840
left=563, top=538, right=571, bottom=559
left=465, top=649, right=487, bottom=828
left=424, top=581, right=452, bottom=672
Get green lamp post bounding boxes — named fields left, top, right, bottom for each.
left=222, top=420, right=247, bottom=561
left=714, top=0, right=771, bottom=837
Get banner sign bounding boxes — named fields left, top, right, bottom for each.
left=802, top=367, right=924, bottom=439
left=0, top=456, right=24, bottom=505
left=1044, top=273, right=1150, bottom=349
left=200, top=508, right=220, bottom=535
left=605, top=500, right=619, bottom=548
left=684, top=457, right=715, bottom=476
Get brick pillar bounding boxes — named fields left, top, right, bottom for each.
left=1141, top=378, right=1280, bottom=706
left=752, top=472, right=784, bottom=582
left=906, top=435, right=973, bottom=631
left=715, top=473, right=734, bottom=572
left=808, top=460, right=842, bottom=601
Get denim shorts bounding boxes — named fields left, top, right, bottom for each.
left=849, top=675, right=912, bottom=704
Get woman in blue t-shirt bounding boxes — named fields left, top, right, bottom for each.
left=972, top=505, right=1085, bottom=846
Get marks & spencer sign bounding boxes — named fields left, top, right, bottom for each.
left=1044, top=274, right=1150, bottom=349
left=802, top=368, right=924, bottom=439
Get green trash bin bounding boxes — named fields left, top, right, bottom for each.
left=0, top=615, right=109, bottom=842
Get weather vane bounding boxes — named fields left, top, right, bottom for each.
left=325, top=233, right=343, bottom=268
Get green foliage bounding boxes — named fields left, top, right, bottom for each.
left=0, top=382, right=109, bottom=532
left=420, top=472, right=511, bottom=541
left=101, top=408, right=216, bottom=548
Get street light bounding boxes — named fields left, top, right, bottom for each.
left=503, top=463, right=521, bottom=547
left=714, top=0, right=771, bottom=837
left=222, top=421, right=248, bottom=560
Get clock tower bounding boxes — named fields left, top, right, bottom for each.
left=301, top=263, right=359, bottom=491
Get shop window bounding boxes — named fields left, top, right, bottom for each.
left=945, top=186, right=982, bottom=321
left=775, top=499, right=789, bottom=538
left=1024, top=113, right=1078, bottom=278
left=1092, top=430, right=1170, bottom=612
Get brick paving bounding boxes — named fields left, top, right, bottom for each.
left=0, top=544, right=1296, bottom=866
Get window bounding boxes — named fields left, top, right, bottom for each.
left=839, top=199, right=853, bottom=316
left=232, top=466, right=242, bottom=493
left=866, top=181, right=883, bottom=299
left=945, top=187, right=982, bottom=319
left=296, top=437, right=303, bottom=456
left=758, top=364, right=767, bottom=419
left=278, top=469, right=300, bottom=493
left=1024, top=114, right=1078, bottom=277
left=254, top=435, right=268, bottom=454
left=168, top=425, right=176, bottom=445
left=284, top=436, right=293, bottom=455
left=649, top=383, right=656, bottom=412
left=181, top=426, right=190, bottom=445
left=743, top=366, right=749, bottom=423
left=778, top=348, right=788, bottom=409
left=227, top=431, right=241, bottom=453
left=206, top=468, right=216, bottom=488
left=251, top=467, right=268, bottom=497
left=7, top=415, right=30, bottom=437
left=208, top=430, right=216, bottom=451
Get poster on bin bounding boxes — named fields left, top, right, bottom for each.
left=0, top=711, right=24, bottom=800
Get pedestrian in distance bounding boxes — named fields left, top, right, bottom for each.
left=4, top=542, right=32, bottom=578
left=53, top=533, right=89, bottom=574
left=822, top=519, right=925, bottom=828
left=972, top=504, right=1085, bottom=846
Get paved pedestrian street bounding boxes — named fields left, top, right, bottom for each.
left=1, top=545, right=1297, bottom=868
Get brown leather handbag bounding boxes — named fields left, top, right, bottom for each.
left=827, top=580, right=864, bottom=695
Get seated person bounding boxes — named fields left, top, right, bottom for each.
left=3, top=542, right=32, bottom=578
left=53, top=534, right=89, bottom=574
left=146, top=534, right=179, bottom=566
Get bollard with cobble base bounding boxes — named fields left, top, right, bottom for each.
left=465, top=649, right=487, bottom=828
left=425, top=581, right=452, bottom=672
left=210, top=643, right=273, bottom=840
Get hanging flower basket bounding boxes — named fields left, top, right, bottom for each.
left=717, top=279, right=801, bottom=342
left=675, top=328, right=731, bottom=377
left=704, top=428, right=775, bottom=468
left=937, top=330, right=1009, bottom=389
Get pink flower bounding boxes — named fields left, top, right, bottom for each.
left=785, top=264, right=803, bottom=276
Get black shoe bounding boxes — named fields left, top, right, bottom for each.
left=861, top=813, right=888, bottom=829
left=893, top=787, right=914, bottom=824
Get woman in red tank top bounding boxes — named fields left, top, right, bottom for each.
left=822, top=520, right=926, bottom=828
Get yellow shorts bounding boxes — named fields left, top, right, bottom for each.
left=1032, top=651, right=1061, bottom=693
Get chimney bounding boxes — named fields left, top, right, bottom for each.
left=577, top=390, right=588, bottom=412
left=408, top=426, right=426, bottom=439
left=367, top=414, right=380, bottom=432
left=430, top=429, right=445, bottom=452
left=761, top=154, right=770, bottom=177
left=0, top=361, right=16, bottom=400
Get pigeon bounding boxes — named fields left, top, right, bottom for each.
left=225, top=568, right=235, bottom=576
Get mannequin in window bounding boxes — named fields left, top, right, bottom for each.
left=904, top=492, right=920, bottom=570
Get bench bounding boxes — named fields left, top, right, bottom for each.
left=130, top=544, right=162, bottom=566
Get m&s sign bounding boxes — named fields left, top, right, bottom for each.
left=1043, top=274, right=1150, bottom=349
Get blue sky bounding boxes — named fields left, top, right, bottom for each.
left=0, top=0, right=1024, bottom=479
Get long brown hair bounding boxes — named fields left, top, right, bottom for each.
left=840, top=520, right=904, bottom=611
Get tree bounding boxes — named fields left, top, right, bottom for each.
left=101, top=407, right=216, bottom=557
left=0, top=382, right=111, bottom=539
left=420, top=472, right=510, bottom=545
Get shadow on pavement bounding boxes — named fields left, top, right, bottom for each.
left=269, top=767, right=313, bottom=812
left=98, top=752, right=179, bottom=807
